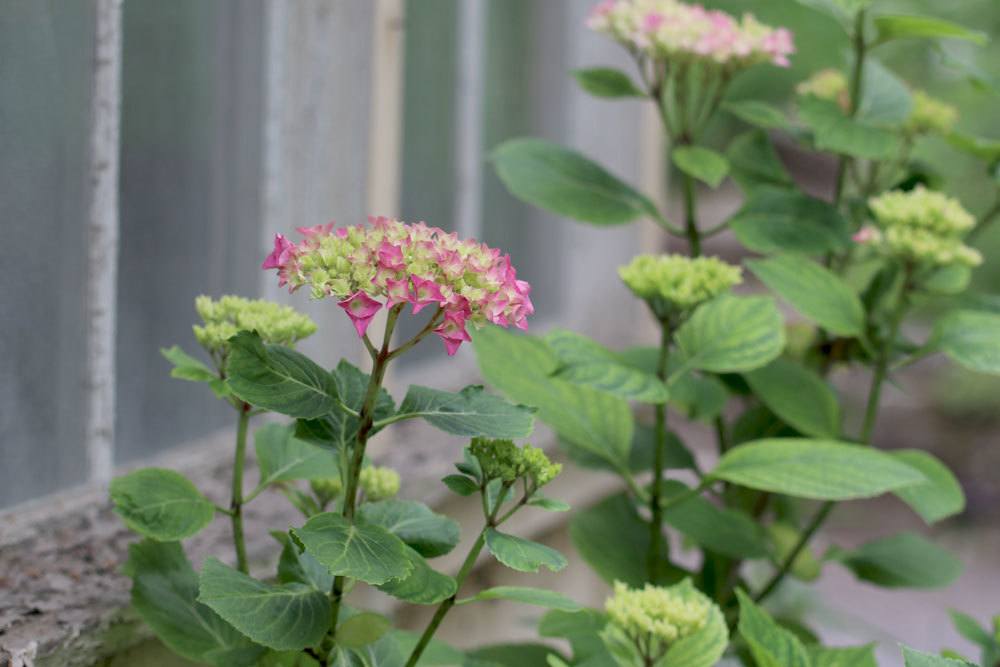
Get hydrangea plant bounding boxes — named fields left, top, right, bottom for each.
left=109, top=220, right=576, bottom=666
left=481, top=0, right=1000, bottom=664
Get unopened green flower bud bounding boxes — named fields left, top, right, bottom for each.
left=868, top=187, right=981, bottom=269
left=905, top=90, right=958, bottom=136
left=797, top=68, right=849, bottom=110
left=359, top=466, right=400, bottom=501
left=470, top=438, right=523, bottom=483
left=521, top=445, right=561, bottom=487
left=618, top=254, right=742, bottom=314
left=192, top=295, right=317, bottom=357
left=605, top=580, right=711, bottom=653
left=310, top=477, right=342, bottom=502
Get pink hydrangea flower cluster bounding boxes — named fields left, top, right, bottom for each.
left=262, top=217, right=533, bottom=355
left=587, top=0, right=794, bottom=68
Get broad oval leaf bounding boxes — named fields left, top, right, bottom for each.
left=391, top=384, right=535, bottom=438
left=672, top=146, right=730, bottom=189
left=123, top=541, right=263, bottom=666
left=570, top=494, right=662, bottom=587
left=874, top=14, right=987, bottom=47
left=572, top=67, right=643, bottom=98
left=337, top=612, right=391, bottom=650
left=197, top=558, right=330, bottom=651
left=675, top=295, right=785, bottom=373
left=832, top=531, right=963, bottom=589
left=226, top=331, right=337, bottom=418
left=295, top=360, right=395, bottom=451
left=110, top=468, right=215, bottom=541
left=711, top=438, right=926, bottom=500
left=902, top=646, right=976, bottom=667
left=799, top=96, right=902, bottom=160
left=291, top=513, right=412, bottom=585
left=540, top=609, right=610, bottom=663
left=276, top=532, right=333, bottom=592
left=546, top=329, right=669, bottom=403
left=723, top=100, right=790, bottom=130
left=441, top=474, right=479, bottom=497
left=491, top=138, right=660, bottom=226
left=743, top=358, right=841, bottom=439
left=255, top=423, right=339, bottom=488
left=747, top=254, right=865, bottom=338
left=661, top=480, right=769, bottom=559
left=660, top=580, right=728, bottom=667
left=737, top=590, right=811, bottom=667
left=473, top=327, right=634, bottom=470
left=356, top=499, right=460, bottom=558
left=858, top=59, right=913, bottom=125
left=729, top=187, right=849, bottom=255
left=463, top=586, right=582, bottom=612
left=890, top=450, right=965, bottom=523
left=932, top=310, right=1000, bottom=375
left=485, top=528, right=567, bottom=573
left=726, top=131, right=794, bottom=193
left=376, top=546, right=456, bottom=605
left=808, top=644, right=878, bottom=667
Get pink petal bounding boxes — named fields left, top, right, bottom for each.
left=338, top=291, right=383, bottom=337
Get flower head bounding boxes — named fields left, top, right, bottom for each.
left=469, top=438, right=562, bottom=488
left=905, top=90, right=958, bottom=136
left=868, top=187, right=981, bottom=269
left=310, top=477, right=343, bottom=503
left=619, top=254, right=742, bottom=314
left=605, top=580, right=712, bottom=655
left=797, top=68, right=849, bottom=110
left=192, top=295, right=317, bottom=357
left=262, top=217, right=533, bottom=355
left=588, top=0, right=794, bottom=69
left=359, top=466, right=400, bottom=502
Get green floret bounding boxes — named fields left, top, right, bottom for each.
left=359, top=466, right=400, bottom=502
left=618, top=254, right=742, bottom=312
left=469, top=438, right=561, bottom=487
left=905, top=90, right=958, bottom=136
left=797, top=68, right=848, bottom=107
left=605, top=580, right=712, bottom=653
left=192, top=295, right=317, bottom=356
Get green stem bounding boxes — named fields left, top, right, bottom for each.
left=752, top=267, right=910, bottom=606
left=832, top=9, right=867, bottom=207
left=647, top=322, right=671, bottom=583
left=682, top=171, right=701, bottom=256
left=230, top=403, right=251, bottom=574
left=967, top=195, right=1000, bottom=243
left=327, top=305, right=402, bottom=653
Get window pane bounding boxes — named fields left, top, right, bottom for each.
left=0, top=1, right=95, bottom=508
left=115, top=0, right=266, bottom=463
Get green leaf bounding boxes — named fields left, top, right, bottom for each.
left=255, top=423, right=339, bottom=488
left=161, top=345, right=226, bottom=399
left=539, top=609, right=609, bottom=663
left=799, top=96, right=902, bottom=160
left=123, top=540, right=263, bottom=666
left=473, top=327, right=634, bottom=470
left=923, top=265, right=972, bottom=296
left=291, top=513, right=412, bottom=585
left=833, top=531, right=963, bottom=588
left=658, top=580, right=729, bottom=667
left=890, top=450, right=965, bottom=523
left=902, top=646, right=976, bottom=667
left=392, top=384, right=535, bottom=438
left=949, top=610, right=998, bottom=658
left=932, top=310, right=1000, bottom=374
left=226, top=331, right=337, bottom=418
left=737, top=590, right=811, bottom=667
left=441, top=474, right=479, bottom=497
left=485, top=528, right=567, bottom=573
left=807, top=644, right=878, bottom=667
left=743, top=358, right=841, bottom=439
left=729, top=187, right=849, bottom=255
left=545, top=329, right=669, bottom=403
left=377, top=546, right=456, bottom=605
left=462, top=586, right=581, bottom=611
left=667, top=369, right=729, bottom=422
left=491, top=138, right=660, bottom=226
left=469, top=644, right=562, bottom=667
left=569, top=494, right=651, bottom=587
left=356, top=499, right=460, bottom=558
left=675, top=295, right=785, bottom=373
left=572, top=67, right=643, bottom=98
left=198, top=558, right=330, bottom=651
left=857, top=59, right=913, bottom=125
left=726, top=131, right=794, bottom=193
left=391, top=631, right=465, bottom=666
left=337, top=612, right=391, bottom=650
left=947, top=131, right=1000, bottom=162
left=528, top=494, right=571, bottom=512
left=874, top=14, right=987, bottom=47
left=110, top=468, right=215, bottom=541
left=672, top=146, right=730, bottom=189
left=295, top=360, right=395, bottom=451
left=630, top=424, right=697, bottom=472
left=747, top=254, right=865, bottom=338
left=276, top=532, right=333, bottom=592
left=660, top=480, right=769, bottom=559
left=723, top=100, right=790, bottom=130
left=711, top=438, right=926, bottom=500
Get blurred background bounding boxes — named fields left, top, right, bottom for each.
left=2, top=1, right=999, bottom=665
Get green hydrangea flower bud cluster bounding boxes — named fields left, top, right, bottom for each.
left=359, top=466, right=400, bottom=501
left=469, top=438, right=561, bottom=487
left=619, top=254, right=742, bottom=315
left=192, top=295, right=317, bottom=357
left=309, top=477, right=343, bottom=503
left=605, top=581, right=711, bottom=653
left=905, top=90, right=958, bottom=136
left=797, top=68, right=849, bottom=109
left=866, top=187, right=981, bottom=269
